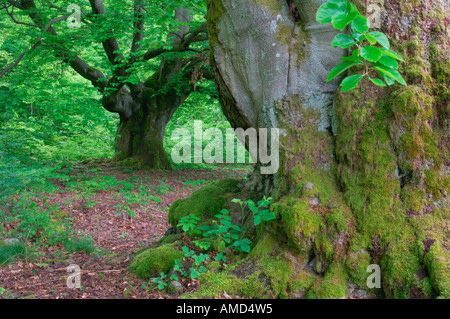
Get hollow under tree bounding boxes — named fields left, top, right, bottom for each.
left=0, top=0, right=210, bottom=169
left=150, top=0, right=448, bottom=299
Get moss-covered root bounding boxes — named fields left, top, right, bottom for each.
left=129, top=244, right=184, bottom=279
left=183, top=243, right=318, bottom=299
left=168, top=178, right=241, bottom=227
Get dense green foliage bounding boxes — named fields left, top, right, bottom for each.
left=317, top=0, right=406, bottom=91
left=0, top=0, right=238, bottom=268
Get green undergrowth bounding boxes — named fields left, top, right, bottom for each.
left=168, top=178, right=241, bottom=226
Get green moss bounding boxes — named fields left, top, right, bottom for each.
left=345, top=245, right=372, bottom=288
left=274, top=197, right=322, bottom=253
left=206, top=0, right=226, bottom=47
left=168, top=178, right=240, bottom=227
left=182, top=253, right=314, bottom=299
left=182, top=260, right=271, bottom=299
left=251, top=0, right=283, bottom=15
left=129, top=244, right=184, bottom=279
left=249, top=234, right=277, bottom=257
left=380, top=232, right=424, bottom=299
left=425, top=242, right=450, bottom=299
left=306, top=263, right=348, bottom=299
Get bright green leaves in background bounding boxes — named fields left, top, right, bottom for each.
left=316, top=0, right=406, bottom=92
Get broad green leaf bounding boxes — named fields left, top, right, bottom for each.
left=367, top=31, right=390, bottom=49
left=382, top=73, right=395, bottom=86
left=369, top=77, right=387, bottom=87
left=374, top=66, right=406, bottom=85
left=241, top=245, right=251, bottom=253
left=380, top=48, right=404, bottom=62
left=360, top=46, right=382, bottom=62
left=221, top=220, right=233, bottom=227
left=316, top=3, right=342, bottom=24
left=378, top=55, right=399, bottom=69
left=332, top=34, right=356, bottom=48
left=351, top=15, right=369, bottom=34
left=328, top=0, right=347, bottom=4
left=365, top=33, right=377, bottom=45
left=340, top=56, right=363, bottom=63
left=327, top=61, right=361, bottom=82
left=341, top=74, right=364, bottom=92
left=332, top=9, right=358, bottom=30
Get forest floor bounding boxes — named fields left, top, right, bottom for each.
left=0, top=162, right=251, bottom=299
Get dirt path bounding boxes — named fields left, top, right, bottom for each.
left=0, top=165, right=250, bottom=299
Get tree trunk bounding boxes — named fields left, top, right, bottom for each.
left=104, top=7, right=195, bottom=170
left=107, top=88, right=185, bottom=170
left=201, top=0, right=449, bottom=299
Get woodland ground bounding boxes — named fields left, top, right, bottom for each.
left=0, top=161, right=251, bottom=299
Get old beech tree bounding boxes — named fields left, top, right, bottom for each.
left=157, top=0, right=448, bottom=299
left=1, top=0, right=209, bottom=169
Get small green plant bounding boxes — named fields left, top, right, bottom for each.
left=0, top=242, right=25, bottom=266
left=177, top=215, right=201, bottom=234
left=215, top=252, right=226, bottom=262
left=193, top=240, right=211, bottom=251
left=154, top=272, right=168, bottom=290
left=151, top=179, right=175, bottom=195
left=183, top=180, right=209, bottom=187
left=316, top=0, right=406, bottom=92
left=158, top=196, right=276, bottom=292
left=64, top=236, right=95, bottom=254
left=231, top=238, right=253, bottom=253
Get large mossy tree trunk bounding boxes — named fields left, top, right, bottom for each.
left=182, top=0, right=448, bottom=299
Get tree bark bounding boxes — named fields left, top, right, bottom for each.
left=203, top=0, right=449, bottom=299
left=107, top=90, right=186, bottom=170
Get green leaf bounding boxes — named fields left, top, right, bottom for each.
left=332, top=34, right=356, bottom=48
left=378, top=55, right=399, bottom=69
left=262, top=212, right=276, bottom=222
left=340, top=56, right=363, bottom=63
left=380, top=48, right=404, bottom=62
left=316, top=3, right=342, bottom=24
left=351, top=15, right=369, bottom=34
left=332, top=9, right=358, bottom=30
left=360, top=46, right=382, bottom=62
left=382, top=73, right=395, bottom=86
left=367, top=31, right=390, bottom=49
left=241, top=245, right=251, bottom=253
left=327, top=61, right=361, bottom=82
left=221, top=219, right=233, bottom=227
left=341, top=74, right=364, bottom=92
left=369, top=77, right=387, bottom=87
left=374, top=66, right=406, bottom=85
left=365, top=33, right=378, bottom=45
left=254, top=215, right=262, bottom=226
